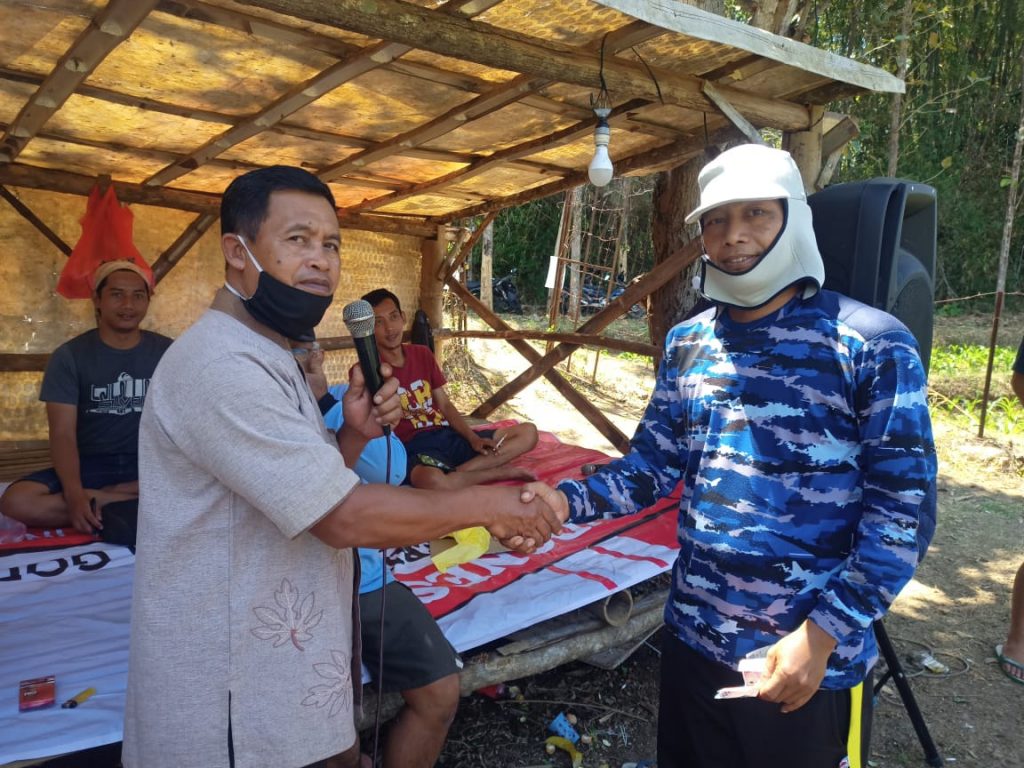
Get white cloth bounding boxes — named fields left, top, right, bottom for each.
left=122, top=306, right=360, bottom=768
left=0, top=544, right=133, bottom=764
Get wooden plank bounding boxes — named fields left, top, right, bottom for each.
left=241, top=0, right=812, bottom=131
left=471, top=239, right=701, bottom=420
left=445, top=278, right=630, bottom=454
left=0, top=353, right=50, bottom=372
left=0, top=163, right=437, bottom=237
left=701, top=81, right=765, bottom=145
left=0, top=0, right=160, bottom=162
left=151, top=212, right=219, bottom=284
left=595, top=0, right=904, bottom=94
left=821, top=114, right=859, bottom=158
left=437, top=328, right=657, bottom=357
left=0, top=186, right=72, bottom=256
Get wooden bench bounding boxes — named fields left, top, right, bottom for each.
left=0, top=441, right=51, bottom=483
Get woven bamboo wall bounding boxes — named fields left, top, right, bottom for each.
left=0, top=190, right=423, bottom=441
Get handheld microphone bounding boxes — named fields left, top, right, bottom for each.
left=342, top=299, right=386, bottom=395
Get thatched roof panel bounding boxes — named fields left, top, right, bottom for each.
left=0, top=0, right=903, bottom=235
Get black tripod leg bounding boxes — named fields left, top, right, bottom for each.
left=873, top=620, right=943, bottom=767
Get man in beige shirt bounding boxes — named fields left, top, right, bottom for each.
left=122, top=166, right=565, bottom=768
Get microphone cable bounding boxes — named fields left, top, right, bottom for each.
left=370, top=433, right=392, bottom=767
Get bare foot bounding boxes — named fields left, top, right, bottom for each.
left=491, top=465, right=535, bottom=482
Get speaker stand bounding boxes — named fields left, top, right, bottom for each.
left=872, top=620, right=943, bottom=767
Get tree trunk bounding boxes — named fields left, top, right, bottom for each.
left=569, top=185, right=583, bottom=318
left=887, top=0, right=913, bottom=177
left=618, top=177, right=632, bottom=279
left=481, top=220, right=494, bottom=310
left=650, top=158, right=705, bottom=353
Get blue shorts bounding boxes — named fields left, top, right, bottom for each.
left=15, top=453, right=139, bottom=494
left=404, top=427, right=495, bottom=481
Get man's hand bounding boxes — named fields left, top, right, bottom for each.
left=342, top=361, right=401, bottom=440
left=468, top=432, right=495, bottom=455
left=294, top=343, right=328, bottom=400
left=485, top=484, right=567, bottom=554
left=756, top=620, right=837, bottom=713
left=67, top=492, right=101, bottom=534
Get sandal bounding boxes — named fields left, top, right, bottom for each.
left=995, top=644, right=1024, bottom=685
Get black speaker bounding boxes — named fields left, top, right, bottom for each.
left=807, top=179, right=937, bottom=372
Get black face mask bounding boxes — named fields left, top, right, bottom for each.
left=227, top=237, right=333, bottom=342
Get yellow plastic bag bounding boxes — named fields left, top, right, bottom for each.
left=431, top=526, right=492, bottom=573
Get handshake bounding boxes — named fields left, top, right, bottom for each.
left=484, top=481, right=570, bottom=554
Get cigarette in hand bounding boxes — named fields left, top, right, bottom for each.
left=493, top=435, right=507, bottom=453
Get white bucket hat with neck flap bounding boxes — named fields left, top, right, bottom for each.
left=686, top=144, right=825, bottom=310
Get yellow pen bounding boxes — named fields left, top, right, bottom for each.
left=61, top=687, right=96, bottom=709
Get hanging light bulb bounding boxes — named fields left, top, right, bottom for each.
left=588, top=107, right=613, bottom=187
left=588, top=36, right=613, bottom=188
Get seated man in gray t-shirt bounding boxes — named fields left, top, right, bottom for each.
left=0, top=261, right=171, bottom=533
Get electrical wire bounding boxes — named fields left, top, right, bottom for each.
left=370, top=435, right=393, bottom=768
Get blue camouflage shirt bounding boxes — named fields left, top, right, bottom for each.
left=559, top=290, right=936, bottom=688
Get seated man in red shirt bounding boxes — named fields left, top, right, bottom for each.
left=364, top=288, right=537, bottom=490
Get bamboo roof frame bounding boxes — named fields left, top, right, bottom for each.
left=0, top=0, right=899, bottom=444
left=0, top=0, right=900, bottom=245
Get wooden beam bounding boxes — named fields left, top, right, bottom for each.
left=821, top=114, right=859, bottom=158
left=471, top=239, right=701, bottom=420
left=434, top=130, right=710, bottom=222
left=145, top=40, right=412, bottom=186
left=319, top=74, right=544, bottom=183
left=0, top=0, right=159, bottom=162
left=151, top=212, right=219, bottom=284
left=170, top=0, right=676, bottom=143
left=0, top=186, right=71, bottom=256
left=0, top=354, right=50, bottom=372
left=0, top=62, right=486, bottom=166
left=786, top=104, right=825, bottom=193
left=595, top=0, right=904, bottom=94
left=446, top=277, right=630, bottom=453
left=345, top=97, right=653, bottom=214
left=440, top=211, right=498, bottom=281
left=241, top=0, right=812, bottom=131
left=0, top=163, right=437, bottom=237
left=437, top=328, right=657, bottom=357
left=701, top=82, right=765, bottom=145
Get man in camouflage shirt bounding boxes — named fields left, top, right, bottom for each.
left=529, top=145, right=936, bottom=768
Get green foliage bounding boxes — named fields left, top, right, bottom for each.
left=483, top=1, right=1024, bottom=306
left=929, top=339, right=1024, bottom=436
left=822, top=0, right=1024, bottom=301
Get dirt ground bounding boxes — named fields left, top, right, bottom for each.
left=437, top=316, right=1024, bottom=768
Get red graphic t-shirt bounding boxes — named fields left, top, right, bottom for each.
left=392, top=344, right=449, bottom=443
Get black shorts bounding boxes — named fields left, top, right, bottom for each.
left=657, top=632, right=873, bottom=768
left=14, top=453, right=138, bottom=494
left=359, top=581, right=462, bottom=693
left=404, top=428, right=496, bottom=480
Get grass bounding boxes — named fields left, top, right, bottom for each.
left=928, top=310, right=1024, bottom=439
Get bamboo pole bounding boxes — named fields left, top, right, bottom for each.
left=435, top=329, right=656, bottom=357
left=979, top=41, right=1024, bottom=437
